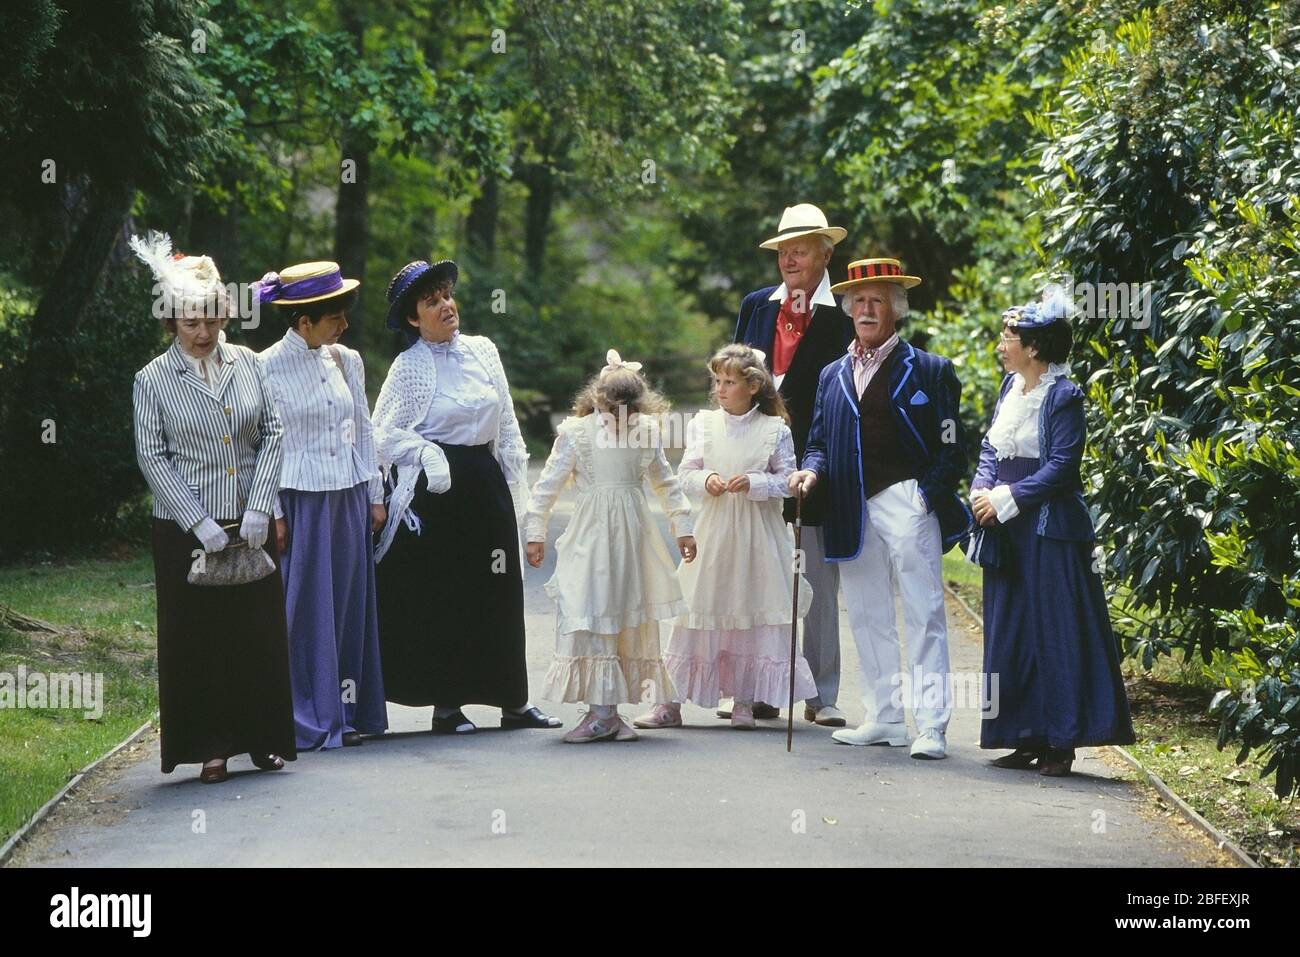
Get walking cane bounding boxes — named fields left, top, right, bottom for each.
left=787, top=485, right=804, bottom=753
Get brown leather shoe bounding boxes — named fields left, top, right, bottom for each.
left=199, top=760, right=228, bottom=784
left=751, top=702, right=780, bottom=720
left=1039, top=747, right=1075, bottom=777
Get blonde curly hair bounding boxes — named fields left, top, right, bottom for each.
left=571, top=365, right=671, bottom=418
left=708, top=344, right=790, bottom=423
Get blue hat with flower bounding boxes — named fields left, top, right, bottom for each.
left=1003, top=288, right=1073, bottom=330
left=385, top=259, right=458, bottom=330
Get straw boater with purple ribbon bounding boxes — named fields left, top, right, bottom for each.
left=255, top=259, right=390, bottom=751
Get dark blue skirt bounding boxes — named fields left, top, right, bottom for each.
left=980, top=457, right=1135, bottom=752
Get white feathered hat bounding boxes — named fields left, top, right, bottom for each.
left=128, top=231, right=226, bottom=319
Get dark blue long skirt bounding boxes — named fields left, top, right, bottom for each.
left=980, top=457, right=1135, bottom=752
left=281, top=482, right=388, bottom=749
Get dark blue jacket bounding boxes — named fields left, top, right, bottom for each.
left=803, top=340, right=972, bottom=560
left=972, top=373, right=1096, bottom=542
left=733, top=284, right=852, bottom=527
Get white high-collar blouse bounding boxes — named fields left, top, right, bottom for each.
left=978, top=362, right=1070, bottom=522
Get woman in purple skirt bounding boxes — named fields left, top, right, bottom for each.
left=968, top=297, right=1135, bottom=777
left=256, top=261, right=389, bottom=750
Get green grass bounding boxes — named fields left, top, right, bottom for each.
left=1122, top=655, right=1299, bottom=868
left=0, top=553, right=159, bottom=845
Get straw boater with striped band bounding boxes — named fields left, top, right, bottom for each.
left=830, top=257, right=922, bottom=293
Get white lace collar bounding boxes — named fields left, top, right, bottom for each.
left=986, top=363, right=1070, bottom=459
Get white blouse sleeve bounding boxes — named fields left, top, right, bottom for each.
left=372, top=356, right=450, bottom=483
left=345, top=351, right=384, bottom=505
left=676, top=415, right=712, bottom=499
left=524, top=428, right=578, bottom=543
left=746, top=423, right=796, bottom=501
left=646, top=443, right=693, bottom=538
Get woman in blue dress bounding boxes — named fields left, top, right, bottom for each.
left=968, top=298, right=1135, bottom=776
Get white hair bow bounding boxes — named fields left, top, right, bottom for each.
left=750, top=347, right=767, bottom=365
left=602, top=349, right=643, bottom=375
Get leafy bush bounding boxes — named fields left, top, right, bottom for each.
left=1029, top=0, right=1300, bottom=794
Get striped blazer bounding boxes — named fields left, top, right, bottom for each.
left=133, top=339, right=284, bottom=529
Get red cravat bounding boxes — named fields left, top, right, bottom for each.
left=772, top=295, right=810, bottom=377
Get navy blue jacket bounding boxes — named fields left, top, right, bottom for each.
left=803, top=340, right=972, bottom=560
left=972, top=373, right=1095, bottom=542
left=733, top=284, right=852, bottom=527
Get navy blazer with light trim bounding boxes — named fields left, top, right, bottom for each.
left=802, top=340, right=972, bottom=560
left=972, top=373, right=1095, bottom=542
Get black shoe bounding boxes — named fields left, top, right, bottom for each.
left=500, top=706, right=562, bottom=730
left=751, top=702, right=780, bottom=720
left=431, top=710, right=477, bottom=735
left=990, top=747, right=1042, bottom=770
left=342, top=731, right=364, bottom=747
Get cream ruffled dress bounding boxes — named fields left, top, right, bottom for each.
left=525, top=414, right=692, bottom=705
left=664, top=406, right=817, bottom=707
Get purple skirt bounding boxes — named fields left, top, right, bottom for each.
left=280, top=482, right=388, bottom=749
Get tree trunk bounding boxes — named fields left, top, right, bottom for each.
left=522, top=160, right=553, bottom=281
left=466, top=170, right=499, bottom=268
left=335, top=4, right=370, bottom=350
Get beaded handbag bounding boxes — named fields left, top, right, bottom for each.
left=187, top=523, right=276, bottom=587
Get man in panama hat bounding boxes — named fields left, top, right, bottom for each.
left=728, top=203, right=853, bottom=728
left=790, top=258, right=972, bottom=759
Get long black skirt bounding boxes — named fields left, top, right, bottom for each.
left=375, top=443, right=529, bottom=708
left=152, top=519, right=298, bottom=772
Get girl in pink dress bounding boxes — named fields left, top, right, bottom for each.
left=635, top=344, right=817, bottom=730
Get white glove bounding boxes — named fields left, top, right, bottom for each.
left=239, top=510, right=271, bottom=550
left=420, top=445, right=452, bottom=494
left=192, top=517, right=229, bottom=553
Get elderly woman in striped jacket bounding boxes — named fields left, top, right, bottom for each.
left=130, top=233, right=295, bottom=785
left=255, top=261, right=389, bottom=751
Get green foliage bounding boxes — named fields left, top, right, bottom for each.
left=1029, top=0, right=1300, bottom=793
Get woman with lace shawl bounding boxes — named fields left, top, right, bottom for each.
left=968, top=297, right=1134, bottom=777
left=371, top=260, right=560, bottom=735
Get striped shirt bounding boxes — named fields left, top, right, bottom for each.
left=257, top=330, right=383, bottom=513
left=133, top=339, right=284, bottom=528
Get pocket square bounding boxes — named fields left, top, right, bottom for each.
left=910, top=390, right=930, bottom=405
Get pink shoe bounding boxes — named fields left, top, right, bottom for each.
left=731, top=702, right=756, bottom=730
left=632, top=703, right=682, bottom=729
left=563, top=711, right=620, bottom=743
left=614, top=717, right=639, bottom=741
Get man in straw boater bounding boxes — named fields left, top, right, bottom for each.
left=789, top=259, right=972, bottom=759
left=730, top=203, right=854, bottom=728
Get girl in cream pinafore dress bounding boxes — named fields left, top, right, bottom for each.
left=525, top=354, right=695, bottom=742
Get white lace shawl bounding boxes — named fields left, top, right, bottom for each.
left=372, top=334, right=529, bottom=561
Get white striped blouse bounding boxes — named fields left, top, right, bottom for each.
left=133, top=339, right=284, bottom=529
left=257, top=330, right=383, bottom=514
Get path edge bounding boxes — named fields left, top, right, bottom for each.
left=941, top=580, right=1257, bottom=869
left=0, top=714, right=157, bottom=867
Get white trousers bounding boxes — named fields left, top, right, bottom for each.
left=838, top=479, right=951, bottom=732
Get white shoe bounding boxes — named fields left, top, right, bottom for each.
left=804, top=704, right=847, bottom=727
left=910, top=728, right=947, bottom=760
left=830, top=721, right=909, bottom=747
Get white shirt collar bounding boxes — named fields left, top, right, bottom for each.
left=423, top=331, right=463, bottom=355
left=767, top=269, right=835, bottom=308
left=722, top=403, right=761, bottom=422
